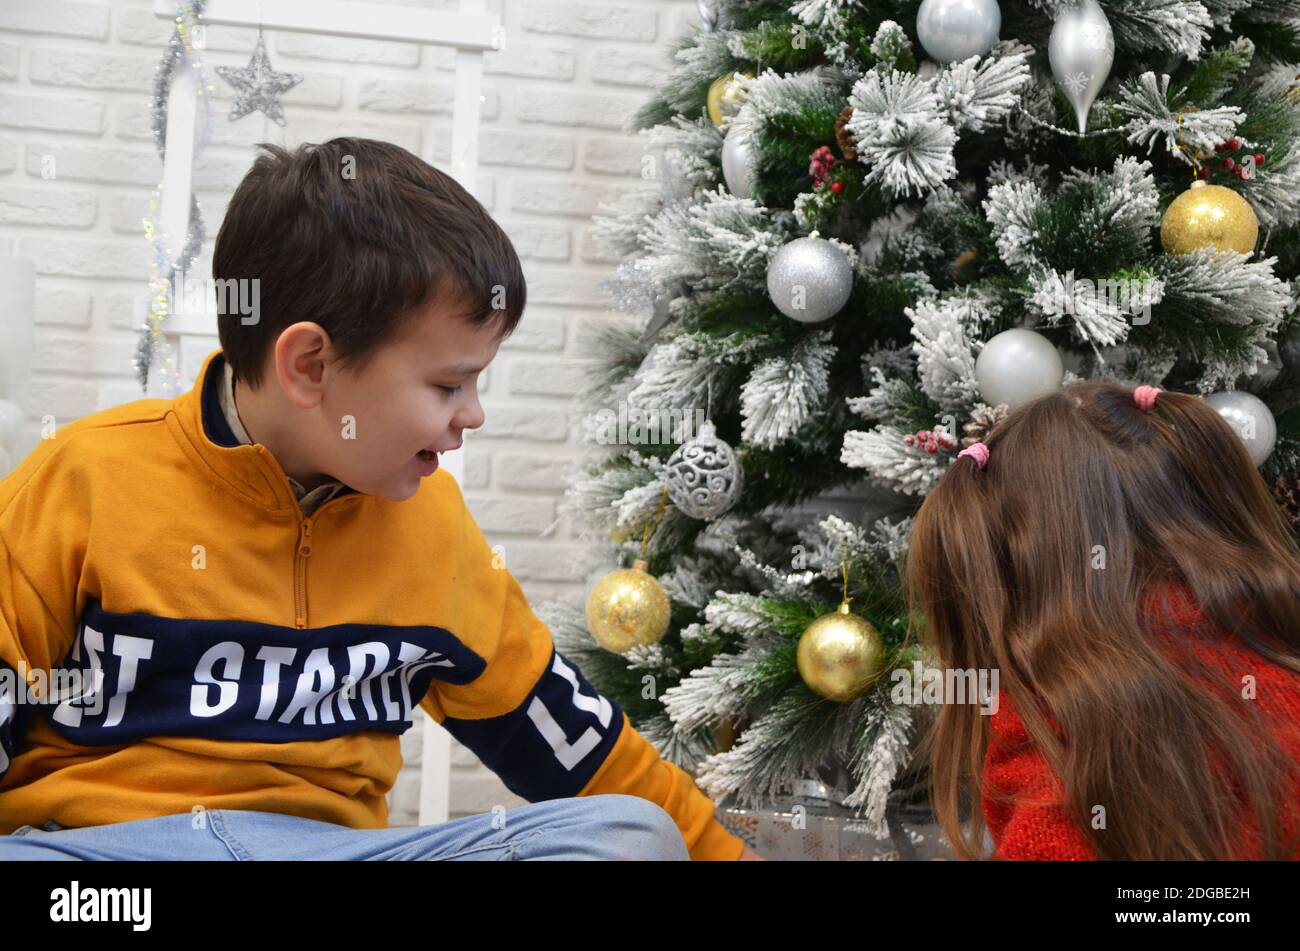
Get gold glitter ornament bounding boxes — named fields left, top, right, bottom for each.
left=707, top=71, right=752, bottom=127
left=797, top=600, right=886, bottom=702
left=1160, top=180, right=1259, bottom=255
left=585, top=558, right=671, bottom=653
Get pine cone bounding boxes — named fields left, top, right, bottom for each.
left=961, top=403, right=1010, bottom=447
left=1272, top=472, right=1300, bottom=534
left=835, top=105, right=858, bottom=162
left=712, top=717, right=741, bottom=753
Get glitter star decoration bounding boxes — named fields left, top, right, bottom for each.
left=215, top=32, right=302, bottom=125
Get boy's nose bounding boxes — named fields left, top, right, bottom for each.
left=457, top=396, right=485, bottom=432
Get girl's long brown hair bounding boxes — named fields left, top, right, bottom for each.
left=906, top=381, right=1300, bottom=860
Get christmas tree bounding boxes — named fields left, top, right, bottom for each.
left=536, top=0, right=1300, bottom=840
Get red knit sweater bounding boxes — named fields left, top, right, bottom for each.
left=981, top=583, right=1300, bottom=860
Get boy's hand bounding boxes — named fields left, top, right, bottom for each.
left=738, top=845, right=764, bottom=861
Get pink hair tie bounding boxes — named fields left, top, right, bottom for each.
left=1134, top=385, right=1163, bottom=412
left=957, top=442, right=989, bottom=470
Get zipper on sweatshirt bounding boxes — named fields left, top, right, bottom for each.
left=294, top=517, right=313, bottom=628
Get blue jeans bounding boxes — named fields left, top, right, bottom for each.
left=0, top=794, right=691, bottom=860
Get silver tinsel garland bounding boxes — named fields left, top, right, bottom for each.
left=135, top=0, right=215, bottom=392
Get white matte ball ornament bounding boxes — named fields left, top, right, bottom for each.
left=721, top=126, right=754, bottom=200
left=767, top=233, right=854, bottom=323
left=974, top=328, right=1065, bottom=411
left=1204, top=390, right=1276, bottom=467
left=916, top=0, right=1001, bottom=64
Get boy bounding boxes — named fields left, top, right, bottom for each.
left=0, top=137, right=752, bottom=860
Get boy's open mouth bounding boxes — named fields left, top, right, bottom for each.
left=416, top=441, right=460, bottom=465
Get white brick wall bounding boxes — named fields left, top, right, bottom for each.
left=0, top=0, right=706, bottom=826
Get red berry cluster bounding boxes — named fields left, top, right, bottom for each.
left=810, top=145, right=834, bottom=182
left=810, top=145, right=843, bottom=192
left=1200, top=137, right=1266, bottom=181
left=903, top=428, right=959, bottom=454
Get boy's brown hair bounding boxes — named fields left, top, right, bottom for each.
left=213, top=137, right=525, bottom=390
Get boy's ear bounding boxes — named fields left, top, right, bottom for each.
left=269, top=323, right=336, bottom=407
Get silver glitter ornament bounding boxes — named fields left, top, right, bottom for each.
left=641, top=277, right=687, bottom=343
left=664, top=419, right=744, bottom=520
left=721, top=125, right=754, bottom=200
left=916, top=0, right=1001, bottom=64
left=1204, top=390, right=1276, bottom=467
left=767, top=233, right=854, bottom=323
left=216, top=31, right=303, bottom=125
left=600, top=258, right=657, bottom=317
left=1049, top=0, right=1114, bottom=133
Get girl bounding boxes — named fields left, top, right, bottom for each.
left=906, top=381, right=1300, bottom=860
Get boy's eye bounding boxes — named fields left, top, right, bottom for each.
left=437, top=384, right=462, bottom=395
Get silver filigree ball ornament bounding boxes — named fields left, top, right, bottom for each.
left=767, top=232, right=854, bottom=323
left=664, top=419, right=744, bottom=520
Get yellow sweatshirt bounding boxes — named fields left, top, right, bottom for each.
left=0, top=348, right=744, bottom=860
